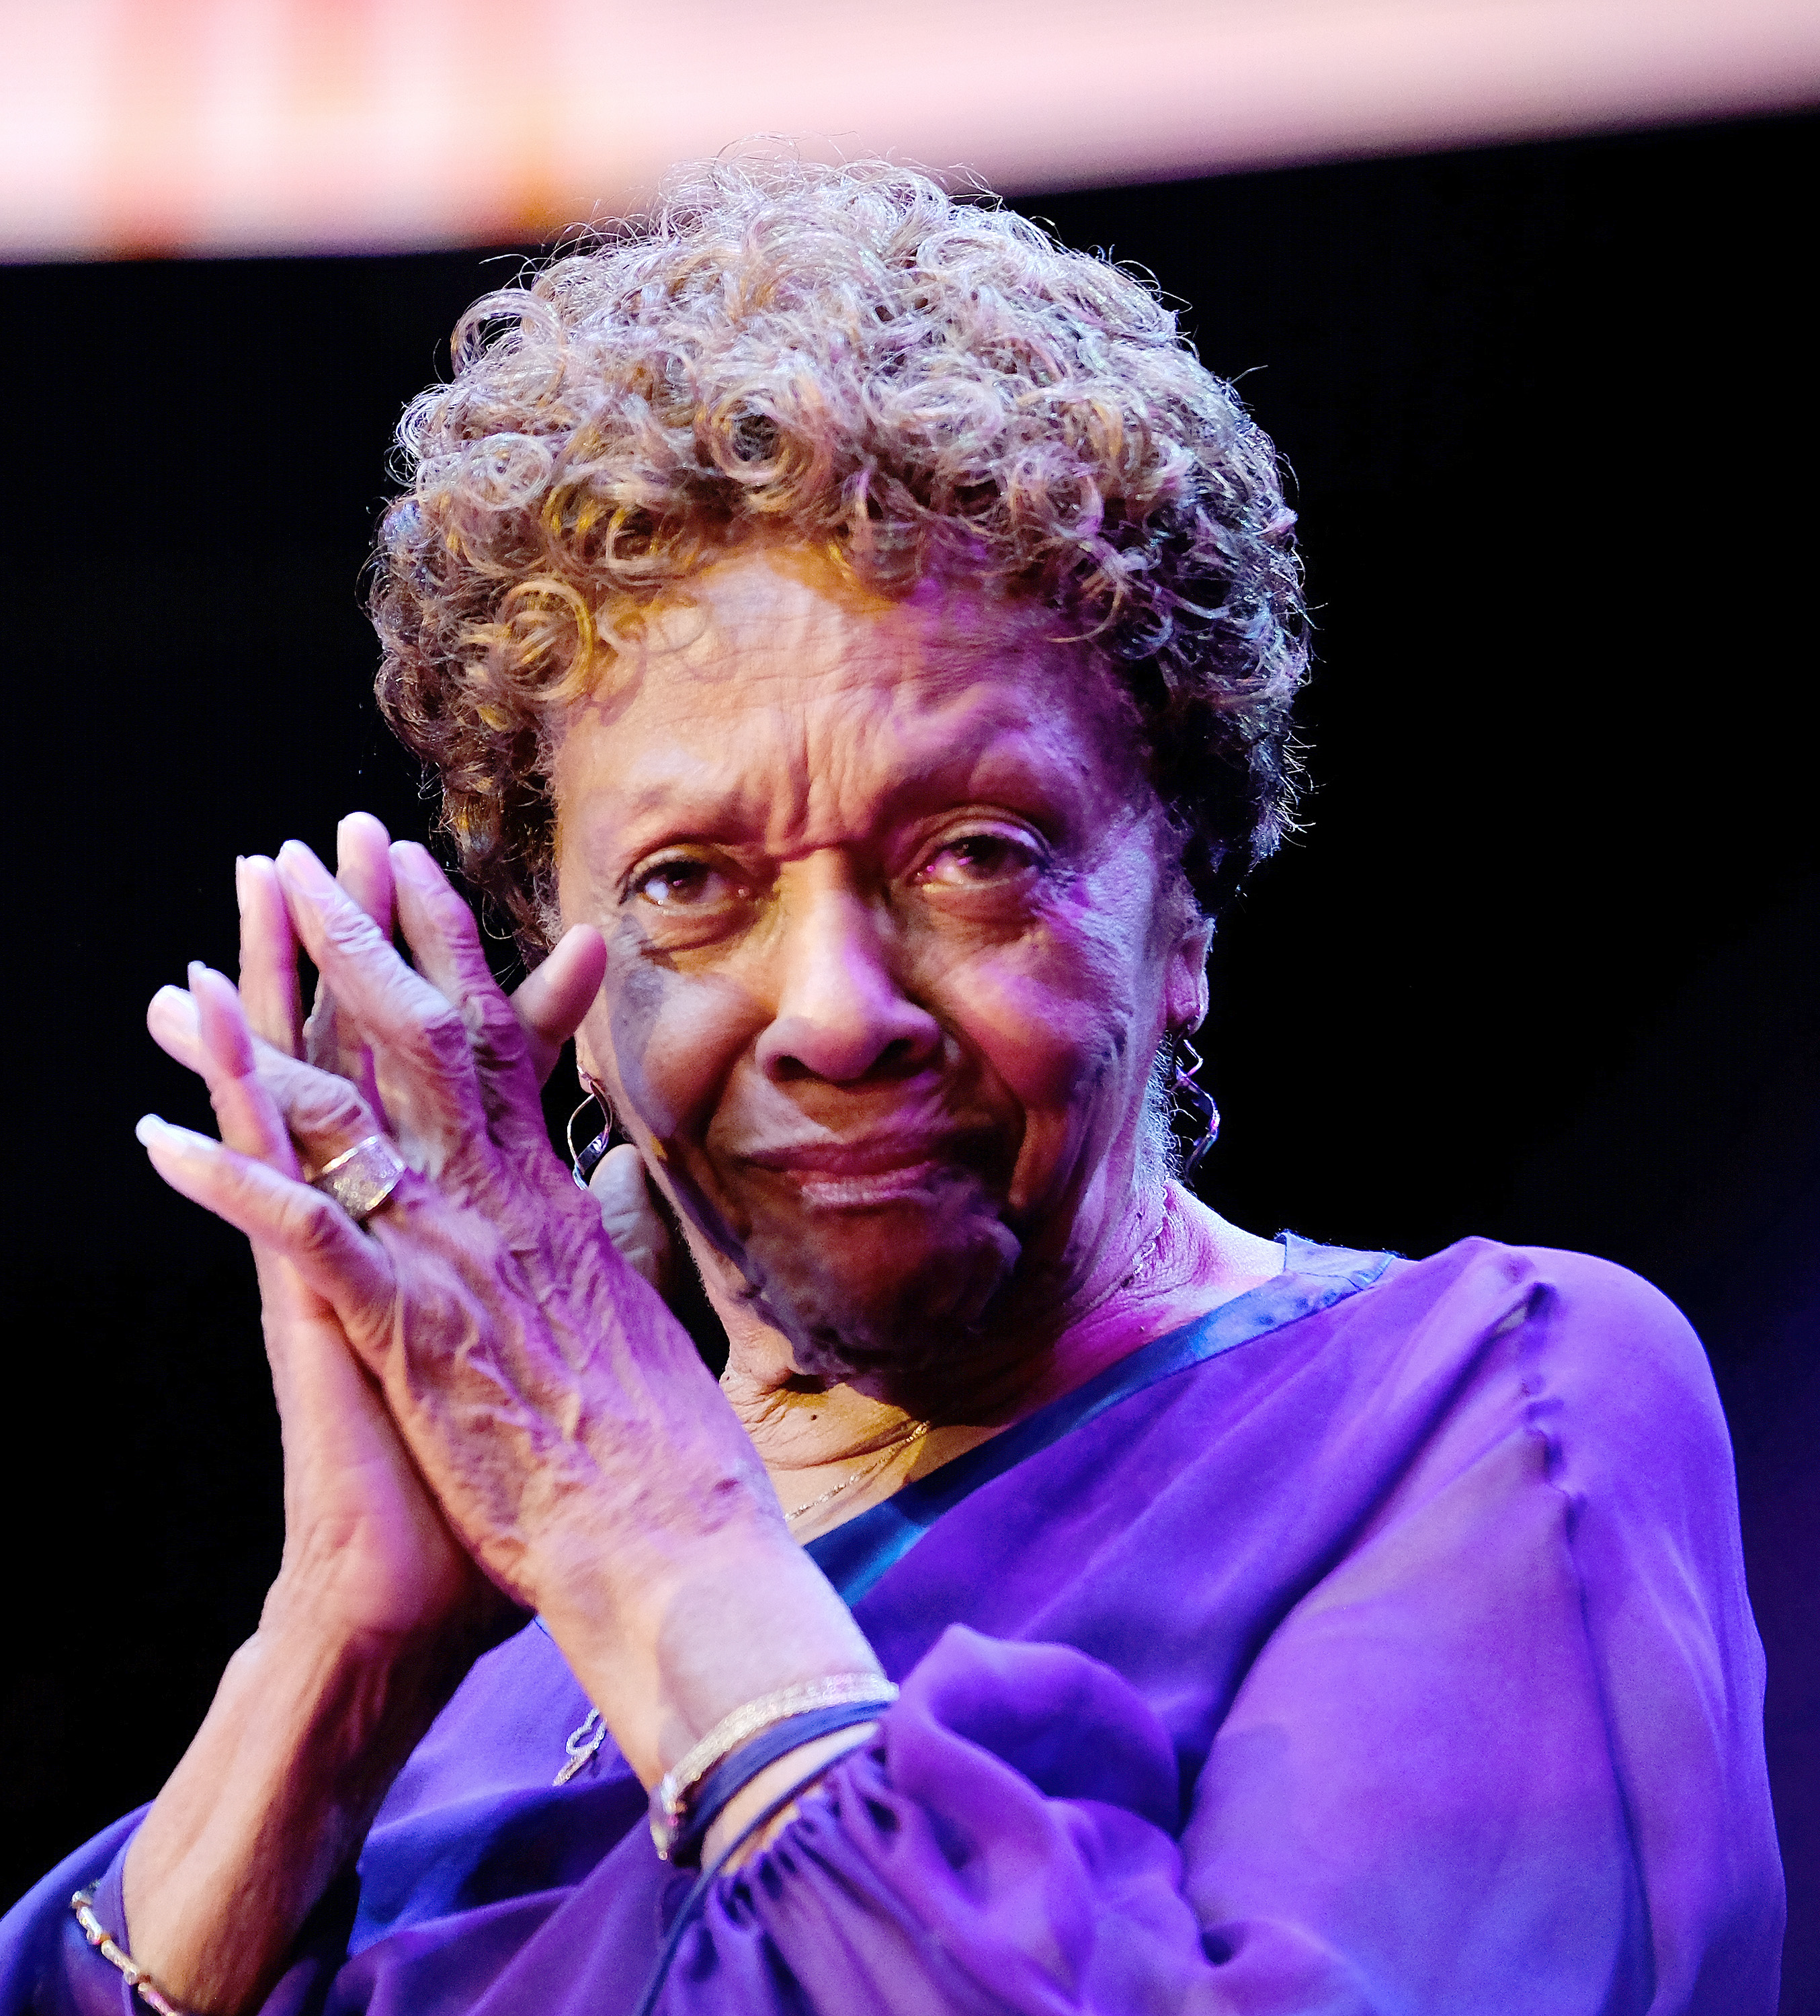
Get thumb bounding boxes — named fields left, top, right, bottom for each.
left=509, top=926, right=608, bottom=1085
left=588, top=1143, right=675, bottom=1294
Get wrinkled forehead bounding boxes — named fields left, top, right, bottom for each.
left=551, top=548, right=1153, bottom=853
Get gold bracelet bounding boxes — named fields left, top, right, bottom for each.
left=71, top=1890, right=189, bottom=2016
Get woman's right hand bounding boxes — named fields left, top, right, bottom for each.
left=149, top=821, right=504, bottom=1654
left=118, top=819, right=532, bottom=2014
left=151, top=814, right=642, bottom=1652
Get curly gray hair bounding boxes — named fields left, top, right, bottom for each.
left=370, top=157, right=1307, bottom=945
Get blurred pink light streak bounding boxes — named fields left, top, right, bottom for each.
left=4, top=0, right=1819, bottom=259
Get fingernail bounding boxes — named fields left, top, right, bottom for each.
left=276, top=839, right=332, bottom=888
left=136, top=1114, right=212, bottom=1154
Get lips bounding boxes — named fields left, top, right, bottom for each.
left=741, top=1130, right=988, bottom=1209
left=744, top=1134, right=953, bottom=1175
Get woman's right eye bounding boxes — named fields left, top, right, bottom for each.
left=628, top=857, right=745, bottom=911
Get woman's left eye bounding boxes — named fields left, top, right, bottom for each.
left=915, top=833, right=1041, bottom=888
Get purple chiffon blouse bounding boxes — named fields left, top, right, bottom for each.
left=2, top=1236, right=1785, bottom=2013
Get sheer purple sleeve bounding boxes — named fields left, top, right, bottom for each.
left=673, top=1628, right=1217, bottom=2013
left=0, top=1812, right=143, bottom=2016
left=1173, top=1252, right=1780, bottom=2012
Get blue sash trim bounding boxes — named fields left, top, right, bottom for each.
left=806, top=1234, right=1397, bottom=1607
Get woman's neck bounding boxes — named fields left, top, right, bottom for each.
left=716, top=1187, right=1284, bottom=1534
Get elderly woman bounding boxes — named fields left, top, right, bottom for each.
left=1, top=163, right=1782, bottom=2015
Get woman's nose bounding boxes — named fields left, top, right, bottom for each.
left=753, top=877, right=942, bottom=1085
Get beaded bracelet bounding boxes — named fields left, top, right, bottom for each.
left=649, top=1672, right=898, bottom=1861
left=71, top=1890, right=188, bottom=2016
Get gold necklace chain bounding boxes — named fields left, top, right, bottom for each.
left=782, top=1419, right=932, bottom=1524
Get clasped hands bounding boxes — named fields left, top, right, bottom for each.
left=140, top=814, right=870, bottom=1790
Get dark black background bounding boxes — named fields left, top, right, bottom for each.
left=3, top=110, right=1814, bottom=2005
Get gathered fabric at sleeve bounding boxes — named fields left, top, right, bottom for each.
left=670, top=1628, right=1222, bottom=2015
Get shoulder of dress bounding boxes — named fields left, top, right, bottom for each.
left=1384, top=1236, right=1725, bottom=1451
left=1378, top=1234, right=1690, bottom=1332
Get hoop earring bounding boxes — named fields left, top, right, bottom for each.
left=567, top=1074, right=617, bottom=1190
left=1170, top=1035, right=1221, bottom=1183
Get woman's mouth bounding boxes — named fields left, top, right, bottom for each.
left=794, top=1163, right=944, bottom=1208
left=742, top=1134, right=971, bottom=1211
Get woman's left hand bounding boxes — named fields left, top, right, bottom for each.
left=140, top=836, right=876, bottom=1786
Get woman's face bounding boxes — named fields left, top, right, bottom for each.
left=557, top=546, right=1211, bottom=1376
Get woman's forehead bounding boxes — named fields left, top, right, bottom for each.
left=599, top=545, right=1072, bottom=700
left=556, top=549, right=1144, bottom=851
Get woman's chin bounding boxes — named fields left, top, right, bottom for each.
left=740, top=1197, right=1024, bottom=1381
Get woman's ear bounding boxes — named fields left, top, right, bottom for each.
left=1163, top=913, right=1216, bottom=1034
left=572, top=1017, right=630, bottom=1123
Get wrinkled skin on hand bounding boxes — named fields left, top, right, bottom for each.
left=143, top=830, right=866, bottom=1783
left=181, top=830, right=509, bottom=1661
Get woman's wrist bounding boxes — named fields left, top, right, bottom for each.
left=536, top=1521, right=880, bottom=1790
left=122, top=1615, right=472, bottom=2012
left=651, top=1682, right=897, bottom=1862
left=254, top=1562, right=503, bottom=1687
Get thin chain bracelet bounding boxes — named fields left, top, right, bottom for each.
left=71, top=1890, right=189, bottom=2015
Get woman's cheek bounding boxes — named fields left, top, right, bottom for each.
left=938, top=896, right=1152, bottom=1105
left=595, top=948, right=753, bottom=1148
left=956, top=964, right=1104, bottom=1107
left=938, top=936, right=1145, bottom=1213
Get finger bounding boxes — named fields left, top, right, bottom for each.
left=511, top=925, right=608, bottom=1087
left=388, top=841, right=525, bottom=1061
left=190, top=962, right=301, bottom=1177
left=237, top=855, right=304, bottom=1058
left=150, top=975, right=386, bottom=1356
left=148, top=983, right=204, bottom=1071
left=387, top=841, right=551, bottom=1165
left=261, top=1050, right=395, bottom=1178
left=589, top=1142, right=674, bottom=1292
left=335, top=813, right=397, bottom=1116
left=335, top=812, right=397, bottom=941
left=275, top=839, right=489, bottom=1176
left=136, top=1113, right=395, bottom=1330
left=151, top=968, right=399, bottom=1183
left=149, top=985, right=377, bottom=1173
left=304, top=813, right=397, bottom=1101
